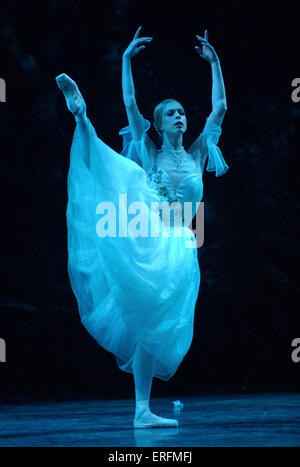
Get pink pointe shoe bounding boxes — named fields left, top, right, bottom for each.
left=55, top=73, right=86, bottom=118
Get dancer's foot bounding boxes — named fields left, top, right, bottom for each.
left=134, top=408, right=179, bottom=429
left=55, top=73, right=86, bottom=118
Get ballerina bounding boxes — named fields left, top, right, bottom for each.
left=56, top=27, right=228, bottom=429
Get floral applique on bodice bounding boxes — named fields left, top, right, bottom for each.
left=147, top=165, right=178, bottom=204
left=147, top=164, right=203, bottom=204
left=146, top=164, right=204, bottom=226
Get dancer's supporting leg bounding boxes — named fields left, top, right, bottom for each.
left=133, top=343, right=154, bottom=418
left=133, top=344, right=179, bottom=428
left=56, top=73, right=90, bottom=169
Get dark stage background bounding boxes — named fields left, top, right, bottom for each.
left=0, top=0, right=299, bottom=403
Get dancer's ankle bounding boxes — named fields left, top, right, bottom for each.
left=75, top=112, right=87, bottom=122
left=135, top=399, right=150, bottom=418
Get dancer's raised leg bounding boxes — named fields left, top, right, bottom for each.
left=56, top=73, right=86, bottom=118
left=133, top=344, right=179, bottom=428
left=56, top=73, right=90, bottom=169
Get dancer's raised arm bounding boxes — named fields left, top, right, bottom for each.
left=189, top=30, right=228, bottom=176
left=195, top=30, right=227, bottom=126
left=122, top=27, right=153, bottom=141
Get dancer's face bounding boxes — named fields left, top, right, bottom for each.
left=160, top=101, right=187, bottom=136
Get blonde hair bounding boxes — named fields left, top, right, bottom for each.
left=153, top=98, right=182, bottom=133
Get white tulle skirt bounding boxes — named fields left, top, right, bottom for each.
left=67, top=118, right=200, bottom=381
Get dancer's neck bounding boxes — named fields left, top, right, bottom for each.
left=161, top=132, right=184, bottom=151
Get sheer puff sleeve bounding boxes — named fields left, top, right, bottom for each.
left=189, top=117, right=229, bottom=177
left=119, top=115, right=156, bottom=172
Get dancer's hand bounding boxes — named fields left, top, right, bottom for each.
left=195, top=30, right=219, bottom=64
left=123, top=26, right=153, bottom=59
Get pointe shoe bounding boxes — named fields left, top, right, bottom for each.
left=134, top=415, right=179, bottom=429
left=55, top=73, right=86, bottom=117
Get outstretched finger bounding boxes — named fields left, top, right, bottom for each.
left=133, top=26, right=142, bottom=40
left=201, top=41, right=214, bottom=51
left=197, top=40, right=214, bottom=50
left=136, top=37, right=153, bottom=43
left=196, top=36, right=213, bottom=48
left=205, top=30, right=208, bottom=40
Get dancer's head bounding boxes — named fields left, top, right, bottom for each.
left=153, top=99, right=187, bottom=139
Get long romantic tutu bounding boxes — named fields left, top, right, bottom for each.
left=66, top=117, right=201, bottom=381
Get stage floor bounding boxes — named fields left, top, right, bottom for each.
left=0, top=393, right=299, bottom=447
